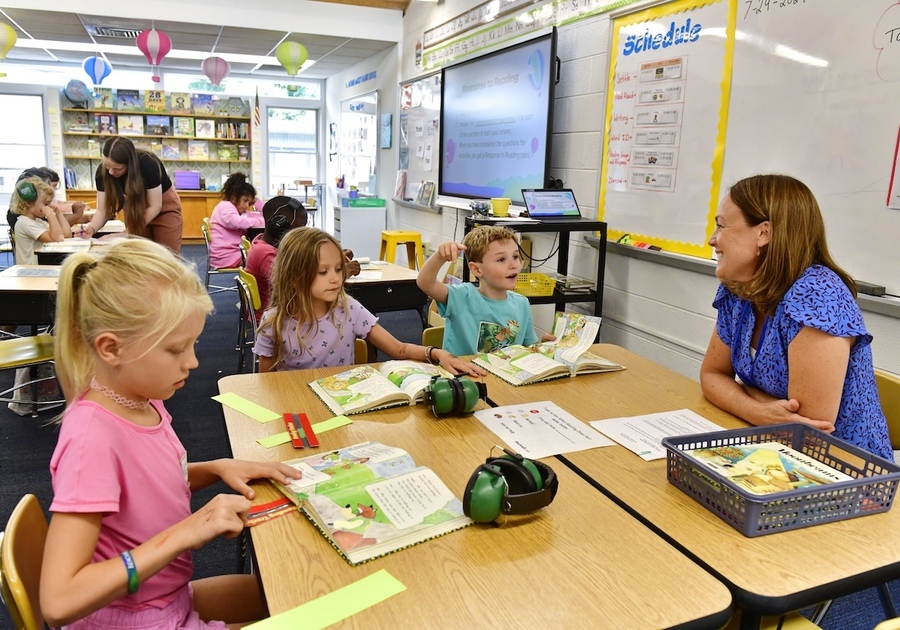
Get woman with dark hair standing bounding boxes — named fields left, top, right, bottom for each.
left=80, top=136, right=183, bottom=254
left=208, top=172, right=264, bottom=268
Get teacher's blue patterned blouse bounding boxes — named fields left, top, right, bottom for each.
left=713, top=265, right=893, bottom=461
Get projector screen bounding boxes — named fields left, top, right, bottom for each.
left=439, top=29, right=557, bottom=203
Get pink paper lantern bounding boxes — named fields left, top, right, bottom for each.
left=136, top=28, right=172, bottom=83
left=201, top=56, right=230, bottom=86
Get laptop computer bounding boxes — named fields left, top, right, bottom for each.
left=521, top=188, right=584, bottom=220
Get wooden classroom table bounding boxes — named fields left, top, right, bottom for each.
left=0, top=265, right=59, bottom=326
left=218, top=369, right=733, bottom=629
left=483, top=343, right=900, bottom=628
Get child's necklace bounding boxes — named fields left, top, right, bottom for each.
left=90, top=377, right=150, bottom=411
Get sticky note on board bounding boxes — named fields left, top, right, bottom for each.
left=212, top=392, right=280, bottom=423
left=246, top=570, right=405, bottom=629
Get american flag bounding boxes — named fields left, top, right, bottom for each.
left=253, top=88, right=260, bottom=127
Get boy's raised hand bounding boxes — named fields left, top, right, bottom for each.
left=436, top=241, right=466, bottom=263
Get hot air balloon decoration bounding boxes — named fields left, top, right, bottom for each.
left=0, top=23, right=18, bottom=78
left=276, top=41, right=308, bottom=76
left=201, top=56, right=230, bottom=86
left=136, top=28, right=172, bottom=83
left=83, top=56, right=112, bottom=93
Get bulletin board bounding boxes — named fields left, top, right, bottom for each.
left=599, top=0, right=900, bottom=295
left=397, top=72, right=441, bottom=202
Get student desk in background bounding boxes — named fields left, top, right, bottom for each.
left=344, top=262, right=429, bottom=325
left=483, top=344, right=900, bottom=629
left=217, top=369, right=733, bottom=629
left=0, top=265, right=58, bottom=327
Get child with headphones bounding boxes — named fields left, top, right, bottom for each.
left=207, top=173, right=265, bottom=269
left=253, top=227, right=487, bottom=376
left=10, top=176, right=73, bottom=265
left=417, top=225, right=552, bottom=355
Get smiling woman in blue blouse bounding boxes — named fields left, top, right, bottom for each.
left=700, top=174, right=893, bottom=461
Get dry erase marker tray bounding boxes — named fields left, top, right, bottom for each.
left=662, top=423, right=900, bottom=537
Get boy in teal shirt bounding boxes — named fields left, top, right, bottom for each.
left=417, top=225, right=549, bottom=355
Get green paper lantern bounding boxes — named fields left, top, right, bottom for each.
left=276, top=41, right=308, bottom=76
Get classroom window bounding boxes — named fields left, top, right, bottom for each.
left=267, top=107, right=318, bottom=197
left=0, top=94, right=47, bottom=235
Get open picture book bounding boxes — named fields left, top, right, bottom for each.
left=308, top=360, right=455, bottom=415
left=273, top=441, right=472, bottom=565
left=473, top=313, right=624, bottom=386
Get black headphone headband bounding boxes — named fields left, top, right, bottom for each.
left=495, top=458, right=558, bottom=516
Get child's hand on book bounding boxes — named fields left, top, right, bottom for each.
left=540, top=332, right=557, bottom=342
left=217, top=459, right=303, bottom=500
left=436, top=240, right=466, bottom=263
left=433, top=349, right=488, bottom=377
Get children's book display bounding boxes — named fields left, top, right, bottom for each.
left=309, top=361, right=455, bottom=416
left=94, top=113, right=116, bottom=135
left=173, top=117, right=194, bottom=136
left=188, top=140, right=209, bottom=160
left=93, top=88, right=114, bottom=110
left=161, top=139, right=181, bottom=159
left=194, top=119, right=215, bottom=139
left=116, top=89, right=141, bottom=111
left=191, top=94, right=215, bottom=115
left=117, top=114, right=144, bottom=136
left=145, top=115, right=171, bottom=136
left=169, top=92, right=191, bottom=113
left=273, top=441, right=472, bottom=565
left=473, top=313, right=624, bottom=385
left=144, top=90, right=166, bottom=112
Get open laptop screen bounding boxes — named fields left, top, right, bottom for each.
left=521, top=189, right=582, bottom=218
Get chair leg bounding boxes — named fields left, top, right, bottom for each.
left=809, top=600, right=832, bottom=625
left=878, top=583, right=898, bottom=619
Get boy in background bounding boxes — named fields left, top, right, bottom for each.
left=417, top=225, right=550, bottom=355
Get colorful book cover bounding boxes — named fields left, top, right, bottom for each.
left=191, top=93, right=215, bottom=115
left=161, top=138, right=181, bottom=160
left=173, top=117, right=194, bottom=137
left=88, top=140, right=102, bottom=158
left=117, top=114, right=144, bottom=136
left=213, top=96, right=230, bottom=116
left=170, top=92, right=192, bottom=114
left=144, top=90, right=166, bottom=112
left=93, top=88, right=114, bottom=110
left=217, top=143, right=238, bottom=161
left=238, top=144, right=249, bottom=161
left=145, top=115, right=171, bottom=136
left=226, top=97, right=249, bottom=116
left=188, top=140, right=209, bottom=160
left=66, top=111, right=93, bottom=132
left=116, top=89, right=142, bottom=111
left=94, top=113, right=117, bottom=135
left=194, top=118, right=215, bottom=139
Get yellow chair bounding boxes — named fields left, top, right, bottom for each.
left=380, top=230, right=425, bottom=270
left=236, top=269, right=262, bottom=373
left=239, top=235, right=252, bottom=269
left=422, top=326, right=444, bottom=349
left=722, top=610, right=820, bottom=630
left=1, top=494, right=48, bottom=630
left=354, top=338, right=374, bottom=364
left=876, top=618, right=900, bottom=630
left=201, top=218, right=240, bottom=294
left=875, top=369, right=900, bottom=450
left=0, top=334, right=63, bottom=417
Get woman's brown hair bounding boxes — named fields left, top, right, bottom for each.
left=99, top=136, right=158, bottom=237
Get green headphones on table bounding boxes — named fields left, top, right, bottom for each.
left=463, top=447, right=559, bottom=523
left=423, top=375, right=487, bottom=417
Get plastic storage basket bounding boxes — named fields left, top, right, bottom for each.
left=662, top=423, right=900, bottom=537
left=514, top=272, right=556, bottom=297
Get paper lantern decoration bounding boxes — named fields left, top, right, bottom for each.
left=201, top=56, right=230, bottom=86
left=83, top=56, right=112, bottom=90
left=136, top=28, right=172, bottom=83
left=64, top=79, right=91, bottom=106
left=276, top=41, right=308, bottom=76
left=0, top=23, right=17, bottom=78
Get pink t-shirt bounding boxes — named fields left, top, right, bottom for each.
left=50, top=397, right=193, bottom=610
left=208, top=200, right=264, bottom=268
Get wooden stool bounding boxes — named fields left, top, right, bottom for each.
left=380, top=230, right=425, bottom=269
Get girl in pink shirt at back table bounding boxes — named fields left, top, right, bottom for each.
left=41, top=239, right=300, bottom=629
left=208, top=172, right=264, bottom=268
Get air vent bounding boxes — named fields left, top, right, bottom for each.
left=86, top=26, right=142, bottom=39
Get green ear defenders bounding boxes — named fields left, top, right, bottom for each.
left=423, top=375, right=487, bottom=416
left=16, top=180, right=38, bottom=202
left=463, top=448, right=559, bottom=523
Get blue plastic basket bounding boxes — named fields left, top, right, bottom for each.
left=662, top=423, right=900, bottom=537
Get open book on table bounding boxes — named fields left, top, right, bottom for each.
left=473, top=312, right=624, bottom=386
left=273, top=441, right=472, bottom=565
left=308, top=360, right=455, bottom=415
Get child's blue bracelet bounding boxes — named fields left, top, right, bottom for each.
left=120, top=550, right=139, bottom=594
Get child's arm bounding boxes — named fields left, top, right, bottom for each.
left=258, top=355, right=277, bottom=373
left=366, top=324, right=486, bottom=376
left=416, top=240, right=465, bottom=305
left=187, top=459, right=301, bottom=497
left=41, top=494, right=251, bottom=627
left=39, top=205, right=72, bottom=242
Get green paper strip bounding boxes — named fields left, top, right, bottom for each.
left=246, top=569, right=406, bottom=629
left=258, top=432, right=292, bottom=448
left=213, top=392, right=281, bottom=423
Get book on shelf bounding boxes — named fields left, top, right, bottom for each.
left=226, top=96, right=249, bottom=116
left=188, top=140, right=209, bottom=160
left=149, top=142, right=163, bottom=157
left=194, top=119, right=215, bottom=139
left=145, top=115, right=171, bottom=136
left=309, top=360, right=456, bottom=416
left=117, top=114, right=144, bottom=136
left=681, top=442, right=853, bottom=496
left=161, top=138, right=181, bottom=160
left=415, top=180, right=435, bottom=205
left=394, top=170, right=407, bottom=200
left=273, top=441, right=472, bottom=565
left=213, top=96, right=231, bottom=116
left=116, top=89, right=142, bottom=111
left=238, top=144, right=249, bottom=161
left=173, top=117, right=194, bottom=137
left=217, top=143, right=238, bottom=161
left=191, top=93, right=215, bottom=115
left=144, top=89, right=166, bottom=112
left=66, top=111, right=93, bottom=132
left=94, top=113, right=117, bottom=135
left=87, top=140, right=102, bottom=158
left=169, top=92, right=192, bottom=114
left=93, top=88, right=114, bottom=110
left=473, top=312, right=624, bottom=386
